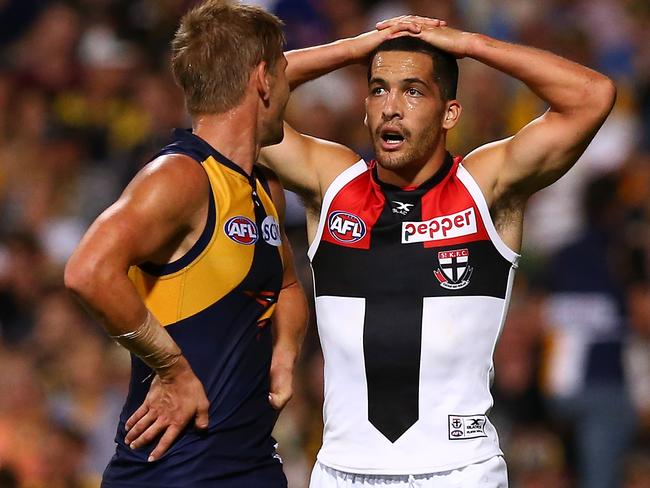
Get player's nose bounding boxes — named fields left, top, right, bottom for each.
left=381, top=90, right=403, bottom=120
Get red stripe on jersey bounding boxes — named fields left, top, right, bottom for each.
left=322, top=166, right=385, bottom=250
left=420, top=157, right=489, bottom=248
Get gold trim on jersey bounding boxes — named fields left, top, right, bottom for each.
left=128, top=156, right=282, bottom=326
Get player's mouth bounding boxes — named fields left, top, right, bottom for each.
left=378, top=126, right=406, bottom=151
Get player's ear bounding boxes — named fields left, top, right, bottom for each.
left=442, top=100, right=461, bottom=130
left=255, top=61, right=271, bottom=103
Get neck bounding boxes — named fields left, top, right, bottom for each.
left=376, top=141, right=449, bottom=188
left=192, top=102, right=260, bottom=175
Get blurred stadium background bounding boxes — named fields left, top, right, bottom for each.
left=0, top=0, right=649, bottom=487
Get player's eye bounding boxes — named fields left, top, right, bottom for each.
left=371, top=86, right=387, bottom=96
left=406, top=88, right=422, bottom=97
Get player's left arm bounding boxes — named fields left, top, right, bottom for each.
left=464, top=33, right=616, bottom=200
left=378, top=18, right=617, bottom=200
left=259, top=167, right=309, bottom=411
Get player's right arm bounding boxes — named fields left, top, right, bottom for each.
left=64, top=155, right=210, bottom=462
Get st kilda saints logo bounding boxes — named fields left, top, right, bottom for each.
left=224, top=216, right=258, bottom=245
left=434, top=248, right=473, bottom=290
left=328, top=211, right=366, bottom=243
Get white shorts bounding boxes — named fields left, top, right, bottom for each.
left=309, top=456, right=508, bottom=488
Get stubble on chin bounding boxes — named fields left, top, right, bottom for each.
left=373, top=141, right=416, bottom=170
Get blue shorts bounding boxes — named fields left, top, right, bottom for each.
left=102, top=461, right=287, bottom=488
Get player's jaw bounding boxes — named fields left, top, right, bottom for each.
left=371, top=119, right=437, bottom=172
left=261, top=56, right=290, bottom=146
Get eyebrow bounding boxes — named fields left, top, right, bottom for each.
left=368, top=77, right=429, bottom=87
left=403, top=77, right=429, bottom=87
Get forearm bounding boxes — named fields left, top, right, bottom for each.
left=271, top=280, right=309, bottom=369
left=285, top=20, right=425, bottom=90
left=286, top=37, right=366, bottom=90
left=65, top=257, right=183, bottom=375
left=466, top=33, right=614, bottom=114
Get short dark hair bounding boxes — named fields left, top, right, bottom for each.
left=171, top=0, right=285, bottom=115
left=368, top=37, right=459, bottom=101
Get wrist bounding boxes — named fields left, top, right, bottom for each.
left=335, top=37, right=363, bottom=65
left=463, top=32, right=493, bottom=59
left=156, top=354, right=191, bottom=381
left=111, top=311, right=182, bottom=372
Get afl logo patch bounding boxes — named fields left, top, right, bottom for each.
left=225, top=216, right=258, bottom=245
left=328, top=211, right=366, bottom=243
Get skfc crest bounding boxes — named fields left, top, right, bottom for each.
left=434, top=248, right=473, bottom=290
left=224, top=216, right=258, bottom=245
left=328, top=211, right=366, bottom=243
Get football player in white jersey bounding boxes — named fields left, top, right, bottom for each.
left=260, top=16, right=616, bottom=487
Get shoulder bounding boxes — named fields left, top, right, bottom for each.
left=120, top=153, right=210, bottom=222
left=458, top=138, right=511, bottom=207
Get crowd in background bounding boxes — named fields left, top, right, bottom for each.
left=0, top=0, right=649, bottom=487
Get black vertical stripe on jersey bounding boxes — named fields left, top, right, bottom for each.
left=363, top=198, right=423, bottom=442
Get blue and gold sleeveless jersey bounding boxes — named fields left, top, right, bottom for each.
left=102, top=129, right=285, bottom=487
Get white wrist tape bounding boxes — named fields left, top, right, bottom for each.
left=111, top=311, right=182, bottom=371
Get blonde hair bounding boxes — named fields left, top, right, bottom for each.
left=171, top=0, right=285, bottom=115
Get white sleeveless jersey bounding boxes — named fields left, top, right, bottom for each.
left=308, top=155, right=519, bottom=474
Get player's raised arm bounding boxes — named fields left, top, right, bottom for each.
left=64, top=156, right=210, bottom=462
left=285, top=19, right=433, bottom=89
left=378, top=17, right=616, bottom=201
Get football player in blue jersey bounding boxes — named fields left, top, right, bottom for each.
left=65, top=1, right=309, bottom=486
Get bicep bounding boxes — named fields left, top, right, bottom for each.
left=259, top=122, right=360, bottom=202
left=500, top=110, right=602, bottom=194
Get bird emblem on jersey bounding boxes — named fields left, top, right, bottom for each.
left=434, top=248, right=473, bottom=290
left=391, top=200, right=414, bottom=216
left=244, top=290, right=278, bottom=309
left=244, top=290, right=278, bottom=336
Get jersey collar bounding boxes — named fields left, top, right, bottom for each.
left=370, top=152, right=455, bottom=195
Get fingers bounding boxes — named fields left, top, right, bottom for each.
left=268, top=389, right=293, bottom=411
left=194, top=399, right=210, bottom=430
left=388, top=20, right=421, bottom=35
left=125, top=403, right=149, bottom=432
left=268, top=393, right=286, bottom=410
left=125, top=409, right=157, bottom=446
left=131, top=417, right=167, bottom=453
left=376, top=15, right=448, bottom=31
left=148, top=424, right=183, bottom=462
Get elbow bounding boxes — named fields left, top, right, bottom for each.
left=592, top=76, right=617, bottom=119
left=64, top=255, right=90, bottom=299
left=64, top=252, right=103, bottom=303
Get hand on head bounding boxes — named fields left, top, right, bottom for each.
left=376, top=16, right=470, bottom=58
